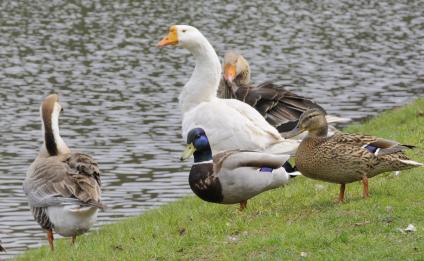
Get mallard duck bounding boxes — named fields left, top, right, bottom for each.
left=158, top=25, right=298, bottom=154
left=180, top=128, right=300, bottom=210
left=218, top=51, right=350, bottom=136
left=23, top=94, right=105, bottom=250
left=286, top=109, right=423, bottom=202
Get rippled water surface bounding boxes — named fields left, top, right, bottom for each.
left=1, top=0, right=423, bottom=258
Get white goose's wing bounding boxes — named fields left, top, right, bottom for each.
left=24, top=153, right=104, bottom=209
left=182, top=98, right=297, bottom=154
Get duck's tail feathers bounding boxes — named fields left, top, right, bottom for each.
left=399, top=159, right=423, bottom=167
left=289, top=171, right=302, bottom=178
left=282, top=161, right=302, bottom=178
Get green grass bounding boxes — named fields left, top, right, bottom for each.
left=19, top=99, right=424, bottom=260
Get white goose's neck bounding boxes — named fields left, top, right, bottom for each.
left=179, top=36, right=222, bottom=113
left=40, top=106, right=70, bottom=157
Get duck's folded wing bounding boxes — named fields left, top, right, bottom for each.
left=23, top=153, right=104, bottom=209
left=218, top=151, right=290, bottom=171
left=330, top=133, right=415, bottom=156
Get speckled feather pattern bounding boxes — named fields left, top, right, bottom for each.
left=295, top=133, right=415, bottom=184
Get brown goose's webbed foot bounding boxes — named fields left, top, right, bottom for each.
left=47, top=229, right=54, bottom=251
left=338, top=184, right=346, bottom=203
left=239, top=200, right=247, bottom=211
left=362, top=176, right=369, bottom=199
left=71, top=235, right=76, bottom=245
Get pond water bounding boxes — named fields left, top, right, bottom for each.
left=0, top=0, right=423, bottom=258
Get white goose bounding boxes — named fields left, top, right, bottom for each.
left=158, top=25, right=299, bottom=154
left=23, top=94, right=104, bottom=250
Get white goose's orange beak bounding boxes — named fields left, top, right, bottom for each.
left=224, top=64, right=236, bottom=82
left=157, top=26, right=178, bottom=47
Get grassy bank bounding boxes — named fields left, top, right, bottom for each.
left=20, top=99, right=424, bottom=260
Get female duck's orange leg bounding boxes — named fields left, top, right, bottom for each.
left=239, top=200, right=247, bottom=211
left=338, top=184, right=346, bottom=203
left=362, top=176, right=369, bottom=199
left=47, top=229, right=54, bottom=251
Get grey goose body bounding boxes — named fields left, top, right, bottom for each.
left=23, top=94, right=104, bottom=250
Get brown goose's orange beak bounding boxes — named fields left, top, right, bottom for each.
left=157, top=26, right=178, bottom=47
left=224, top=64, right=236, bottom=82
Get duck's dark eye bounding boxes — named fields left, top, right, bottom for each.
left=182, top=29, right=187, bottom=33
left=195, top=134, right=200, bottom=139
left=61, top=108, right=64, bottom=112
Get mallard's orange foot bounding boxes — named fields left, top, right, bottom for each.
left=362, top=176, right=369, bottom=199
left=239, top=200, right=247, bottom=211
left=338, top=184, right=346, bottom=203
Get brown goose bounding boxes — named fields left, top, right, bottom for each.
left=286, top=109, right=423, bottom=202
left=218, top=51, right=349, bottom=136
left=23, top=94, right=104, bottom=250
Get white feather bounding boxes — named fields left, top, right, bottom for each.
left=174, top=25, right=298, bottom=155
left=399, top=160, right=424, bottom=166
left=46, top=205, right=98, bottom=237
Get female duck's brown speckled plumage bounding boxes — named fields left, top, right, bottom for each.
left=288, top=109, right=423, bottom=202
left=217, top=51, right=327, bottom=134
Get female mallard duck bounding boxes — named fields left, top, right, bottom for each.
left=218, top=51, right=349, bottom=136
left=286, top=109, right=423, bottom=202
left=23, top=94, right=105, bottom=250
left=158, top=25, right=298, bottom=155
left=180, top=128, right=300, bottom=210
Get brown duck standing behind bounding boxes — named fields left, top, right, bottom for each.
left=218, top=51, right=349, bottom=135
left=286, top=109, right=423, bottom=202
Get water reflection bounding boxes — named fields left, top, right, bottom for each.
left=1, top=0, right=423, bottom=258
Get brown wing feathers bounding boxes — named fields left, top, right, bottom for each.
left=223, top=80, right=325, bottom=132
left=28, top=153, right=104, bottom=209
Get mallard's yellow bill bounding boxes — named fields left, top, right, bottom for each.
left=282, top=126, right=305, bottom=139
left=180, top=143, right=196, bottom=161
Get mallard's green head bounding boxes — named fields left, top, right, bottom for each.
left=286, top=109, right=328, bottom=138
left=181, top=128, right=212, bottom=162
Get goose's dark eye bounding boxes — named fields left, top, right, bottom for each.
left=61, top=108, right=64, bottom=112
left=182, top=29, right=187, bottom=33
